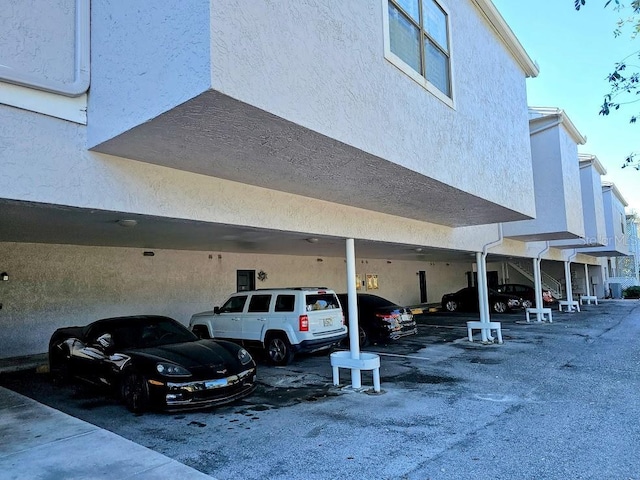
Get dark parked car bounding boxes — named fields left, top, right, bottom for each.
left=496, top=283, right=556, bottom=308
left=337, top=293, right=417, bottom=347
left=48, top=315, right=257, bottom=413
left=441, top=287, right=522, bottom=314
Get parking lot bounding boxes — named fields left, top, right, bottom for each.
left=2, top=301, right=640, bottom=479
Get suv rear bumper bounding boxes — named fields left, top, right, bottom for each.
left=293, top=334, right=348, bottom=354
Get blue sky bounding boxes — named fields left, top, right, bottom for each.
left=492, top=0, right=639, bottom=213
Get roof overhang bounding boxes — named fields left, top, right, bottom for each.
left=579, top=153, right=607, bottom=175
left=528, top=107, right=587, bottom=145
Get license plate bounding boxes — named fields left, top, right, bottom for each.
left=205, top=378, right=228, bottom=388
left=323, top=318, right=333, bottom=327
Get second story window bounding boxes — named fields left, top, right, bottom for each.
left=387, top=0, right=451, bottom=98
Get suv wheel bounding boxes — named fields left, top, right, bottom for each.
left=444, top=300, right=458, bottom=312
left=266, top=333, right=294, bottom=366
left=492, top=301, right=507, bottom=313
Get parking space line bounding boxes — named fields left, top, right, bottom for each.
left=364, top=351, right=432, bottom=361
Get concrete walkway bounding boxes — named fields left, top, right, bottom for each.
left=0, top=387, right=213, bottom=479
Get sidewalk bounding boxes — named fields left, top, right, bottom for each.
left=0, top=386, right=213, bottom=480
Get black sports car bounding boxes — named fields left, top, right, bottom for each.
left=48, top=315, right=257, bottom=413
left=441, top=287, right=522, bottom=314
left=337, top=293, right=417, bottom=347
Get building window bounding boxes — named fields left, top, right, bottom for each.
left=387, top=0, right=451, bottom=98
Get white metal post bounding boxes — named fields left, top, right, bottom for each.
left=564, top=261, right=573, bottom=303
left=533, top=258, right=542, bottom=321
left=476, top=252, right=489, bottom=342
left=584, top=263, right=591, bottom=297
left=345, top=238, right=361, bottom=389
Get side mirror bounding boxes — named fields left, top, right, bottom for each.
left=213, top=306, right=221, bottom=314
left=96, top=333, right=113, bottom=350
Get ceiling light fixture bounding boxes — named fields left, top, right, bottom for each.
left=306, top=238, right=319, bottom=243
left=117, top=219, right=138, bottom=228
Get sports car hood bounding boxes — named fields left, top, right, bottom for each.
left=126, top=340, right=238, bottom=370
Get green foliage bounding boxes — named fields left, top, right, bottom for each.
left=623, top=285, right=640, bottom=298
left=575, top=1, right=640, bottom=168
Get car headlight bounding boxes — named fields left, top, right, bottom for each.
left=156, top=362, right=191, bottom=376
left=237, top=347, right=253, bottom=365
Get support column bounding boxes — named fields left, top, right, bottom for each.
left=564, top=261, right=574, bottom=303
left=345, top=238, right=361, bottom=389
left=584, top=264, right=591, bottom=297
left=533, top=258, right=543, bottom=321
left=476, top=251, right=490, bottom=342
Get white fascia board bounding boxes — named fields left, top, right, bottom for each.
left=528, top=107, right=587, bottom=145
left=471, top=0, right=539, bottom=78
left=579, top=153, right=607, bottom=176
left=602, top=182, right=629, bottom=207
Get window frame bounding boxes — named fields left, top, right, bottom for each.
left=382, top=0, right=455, bottom=108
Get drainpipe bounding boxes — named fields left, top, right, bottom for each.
left=0, top=0, right=90, bottom=97
left=477, top=224, right=503, bottom=342
left=533, top=242, right=550, bottom=322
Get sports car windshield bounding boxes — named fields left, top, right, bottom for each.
left=107, top=317, right=198, bottom=349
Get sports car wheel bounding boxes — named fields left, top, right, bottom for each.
left=492, top=301, right=508, bottom=313
left=49, top=346, right=71, bottom=385
left=359, top=327, right=369, bottom=348
left=522, top=299, right=533, bottom=309
left=444, top=300, right=458, bottom=312
left=121, top=371, right=150, bottom=413
left=266, top=334, right=294, bottom=366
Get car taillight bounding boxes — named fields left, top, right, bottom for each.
left=299, top=315, right=309, bottom=331
left=375, top=313, right=397, bottom=323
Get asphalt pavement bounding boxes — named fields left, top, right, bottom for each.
left=1, top=300, right=639, bottom=479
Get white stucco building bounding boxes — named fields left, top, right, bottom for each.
left=0, top=0, right=626, bottom=358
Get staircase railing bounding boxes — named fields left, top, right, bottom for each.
left=507, top=260, right=563, bottom=298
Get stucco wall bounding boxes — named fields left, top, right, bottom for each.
left=0, top=242, right=470, bottom=359
left=0, top=105, right=528, bottom=253
left=580, top=165, right=607, bottom=244
left=209, top=0, right=534, bottom=216
left=558, top=127, right=585, bottom=236
left=87, top=0, right=212, bottom=147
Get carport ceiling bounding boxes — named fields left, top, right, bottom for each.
left=0, top=199, right=476, bottom=262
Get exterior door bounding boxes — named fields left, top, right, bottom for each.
left=237, top=270, right=255, bottom=292
left=418, top=271, right=427, bottom=303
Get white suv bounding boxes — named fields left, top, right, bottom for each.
left=189, top=288, right=347, bottom=366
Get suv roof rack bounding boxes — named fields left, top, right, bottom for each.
left=253, top=287, right=330, bottom=291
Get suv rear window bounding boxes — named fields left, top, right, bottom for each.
left=275, top=295, right=295, bottom=312
left=305, top=294, right=340, bottom=311
left=248, top=294, right=272, bottom=313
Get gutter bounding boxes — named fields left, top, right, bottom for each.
left=0, top=0, right=90, bottom=97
